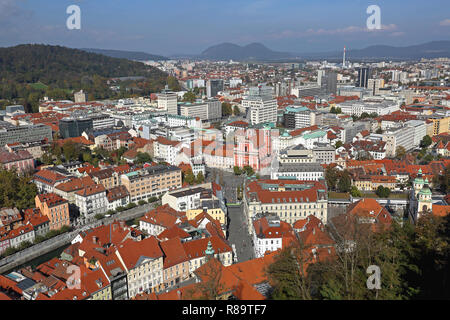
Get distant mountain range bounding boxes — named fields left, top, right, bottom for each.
left=199, top=42, right=295, bottom=61
left=81, top=48, right=168, bottom=61
left=181, top=40, right=450, bottom=61
left=301, top=41, right=450, bottom=60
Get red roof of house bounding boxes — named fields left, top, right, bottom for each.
left=116, top=236, right=163, bottom=270
left=159, top=237, right=189, bottom=268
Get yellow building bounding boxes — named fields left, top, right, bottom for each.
left=429, top=116, right=450, bottom=136
left=186, top=207, right=227, bottom=225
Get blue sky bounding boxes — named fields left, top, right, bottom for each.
left=0, top=0, right=449, bottom=55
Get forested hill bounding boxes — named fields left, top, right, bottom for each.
left=0, top=44, right=167, bottom=85
left=0, top=44, right=179, bottom=112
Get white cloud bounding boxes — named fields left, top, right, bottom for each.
left=440, top=19, right=450, bottom=26
left=267, top=24, right=399, bottom=39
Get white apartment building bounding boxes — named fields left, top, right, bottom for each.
left=161, top=186, right=204, bottom=212
left=337, top=100, right=399, bottom=116
left=382, top=125, right=415, bottom=157
left=153, top=137, right=185, bottom=165
left=157, top=91, right=178, bottom=115
left=270, top=162, right=325, bottom=181
left=75, top=184, right=108, bottom=222
left=405, top=120, right=427, bottom=147
left=243, top=96, right=277, bottom=125
left=252, top=215, right=294, bottom=258
left=179, top=102, right=208, bottom=120
left=7, top=225, right=35, bottom=250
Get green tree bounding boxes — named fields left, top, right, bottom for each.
left=0, top=169, right=38, bottom=211
left=350, top=186, right=362, bottom=197
left=335, top=141, right=343, bottom=149
left=325, top=167, right=339, bottom=191
left=437, top=164, right=450, bottom=193
left=337, top=171, right=351, bottom=193
left=243, top=165, right=255, bottom=176
left=420, top=135, right=432, bottom=149
left=183, top=91, right=196, bottom=103
left=94, top=214, right=104, bottom=220
left=167, top=75, right=181, bottom=91
left=196, top=172, right=205, bottom=184
left=267, top=239, right=313, bottom=300
left=184, top=169, right=196, bottom=185
left=375, top=186, right=391, bottom=198
left=222, top=102, right=232, bottom=117
left=233, top=105, right=241, bottom=116
left=360, top=112, right=370, bottom=119
left=233, top=166, right=242, bottom=176
left=395, top=146, right=406, bottom=159
left=421, top=153, right=434, bottom=164
left=135, top=152, right=152, bottom=164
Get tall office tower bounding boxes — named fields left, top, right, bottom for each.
left=367, top=78, right=385, bottom=96
left=274, top=82, right=289, bottom=97
left=317, top=70, right=326, bottom=86
left=206, top=79, right=224, bottom=98
left=242, top=86, right=277, bottom=125
left=157, top=86, right=178, bottom=115
left=206, top=99, right=222, bottom=121
left=356, top=67, right=370, bottom=88
left=322, top=71, right=337, bottom=95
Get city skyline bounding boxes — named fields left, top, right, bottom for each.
left=0, top=0, right=449, bottom=56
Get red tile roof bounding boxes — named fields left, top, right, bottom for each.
left=159, top=237, right=188, bottom=268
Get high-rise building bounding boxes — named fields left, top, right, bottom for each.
left=322, top=71, right=337, bottom=95
left=206, top=79, right=224, bottom=98
left=74, top=90, right=88, bottom=103
left=367, top=79, right=385, bottom=96
left=242, top=86, right=277, bottom=125
left=59, top=118, right=94, bottom=139
left=356, top=67, right=371, bottom=88
left=206, top=99, right=222, bottom=121
left=283, top=106, right=317, bottom=129
left=317, top=70, right=326, bottom=86
left=157, top=86, right=178, bottom=115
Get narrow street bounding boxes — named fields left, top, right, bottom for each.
left=227, top=205, right=254, bottom=263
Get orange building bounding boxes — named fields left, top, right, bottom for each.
left=35, top=193, right=70, bottom=230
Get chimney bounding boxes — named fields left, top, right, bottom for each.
left=177, top=290, right=182, bottom=300
left=113, top=224, right=117, bottom=231
left=120, top=221, right=124, bottom=228
left=92, top=236, right=97, bottom=244
left=312, top=228, right=315, bottom=235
